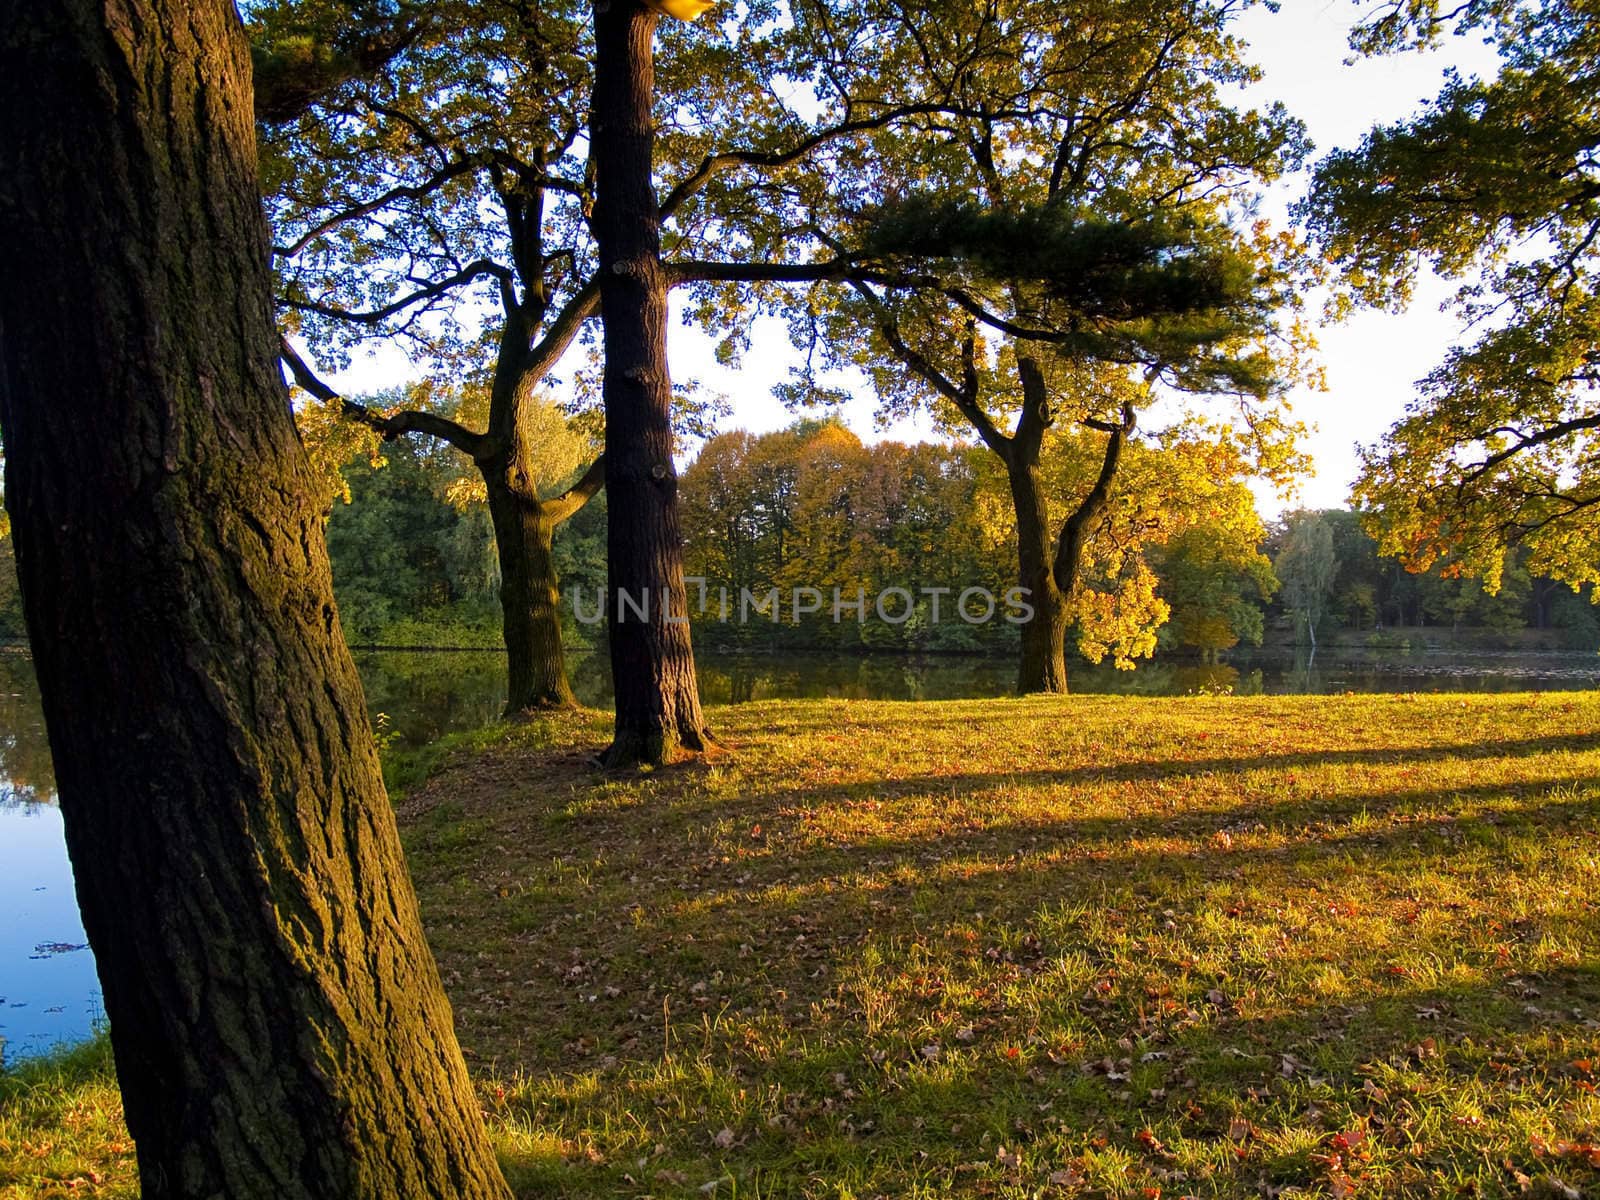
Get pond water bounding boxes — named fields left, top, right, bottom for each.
left=3, top=641, right=1597, bottom=1062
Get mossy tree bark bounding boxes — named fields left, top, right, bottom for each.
left=0, top=4, right=511, bottom=1198
left=591, top=0, right=713, bottom=765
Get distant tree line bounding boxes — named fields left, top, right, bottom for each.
left=1266, top=510, right=1598, bottom=650
left=250, top=419, right=1600, bottom=665
left=8, top=428, right=1593, bottom=661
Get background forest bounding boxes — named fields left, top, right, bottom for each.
left=15, top=402, right=1575, bottom=661
left=320, top=417, right=1599, bottom=659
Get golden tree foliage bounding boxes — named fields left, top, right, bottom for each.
left=292, top=392, right=384, bottom=508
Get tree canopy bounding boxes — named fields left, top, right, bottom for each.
left=710, top=0, right=1314, bottom=690
left=1304, top=0, right=1600, bottom=593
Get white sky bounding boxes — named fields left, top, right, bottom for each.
left=328, top=2, right=1505, bottom=515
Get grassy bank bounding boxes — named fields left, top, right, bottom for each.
left=5, top=693, right=1599, bottom=1198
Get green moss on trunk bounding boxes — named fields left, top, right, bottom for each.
left=0, top=3, right=511, bottom=1196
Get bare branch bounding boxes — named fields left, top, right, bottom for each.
left=274, top=158, right=484, bottom=258
left=279, top=259, right=512, bottom=325
left=523, top=278, right=602, bottom=385
left=1055, top=401, right=1136, bottom=591
left=1460, top=409, right=1600, bottom=485
left=850, top=281, right=1011, bottom=456
left=666, top=256, right=860, bottom=287
left=278, top=334, right=486, bottom=455
left=658, top=103, right=1029, bottom=221
left=547, top=454, right=606, bottom=524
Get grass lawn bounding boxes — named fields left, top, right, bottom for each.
left=5, top=692, right=1600, bottom=1198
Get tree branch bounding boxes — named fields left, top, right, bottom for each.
left=280, top=259, right=513, bottom=326
left=274, top=157, right=484, bottom=258
left=523, top=278, right=602, bottom=385
left=849, top=281, right=1011, bottom=456
left=1461, top=409, right=1600, bottom=484
left=252, top=13, right=426, bottom=125
left=666, top=255, right=860, bottom=286
left=547, top=454, right=606, bottom=524
left=658, top=103, right=1025, bottom=221
left=1054, top=401, right=1135, bottom=592
left=278, top=334, right=486, bottom=455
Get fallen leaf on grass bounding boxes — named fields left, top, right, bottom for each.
left=1408, top=1038, right=1438, bottom=1062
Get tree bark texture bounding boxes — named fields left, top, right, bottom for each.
left=590, top=0, right=711, bottom=765
left=0, top=4, right=511, bottom=1198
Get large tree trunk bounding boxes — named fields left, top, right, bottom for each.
left=590, top=0, right=711, bottom=765
left=1008, top=456, right=1072, bottom=694
left=0, top=5, right=510, bottom=1199
left=486, top=479, right=578, bottom=710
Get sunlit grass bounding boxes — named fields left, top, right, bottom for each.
left=0, top=1037, right=134, bottom=1199
left=6, top=692, right=1599, bottom=1197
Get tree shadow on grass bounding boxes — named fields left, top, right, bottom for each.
left=393, top=700, right=1600, bottom=1196
left=481, top=848, right=1600, bottom=1197
left=754, top=728, right=1600, bottom=792
left=404, top=719, right=1600, bottom=1197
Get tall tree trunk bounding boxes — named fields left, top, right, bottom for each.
left=0, top=5, right=510, bottom=1199
left=486, top=479, right=577, bottom=710
left=1008, top=456, right=1071, bottom=694
left=591, top=0, right=711, bottom=765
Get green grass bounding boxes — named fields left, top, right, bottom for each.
left=6, top=693, right=1600, bottom=1197
left=0, top=1037, right=133, bottom=1199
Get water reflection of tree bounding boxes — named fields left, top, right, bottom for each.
left=0, top=651, right=55, bottom=806
left=352, top=651, right=508, bottom=750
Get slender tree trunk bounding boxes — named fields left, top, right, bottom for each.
left=591, top=0, right=711, bottom=765
left=0, top=6, right=509, bottom=1199
left=486, top=479, right=577, bottom=710
left=1008, top=457, right=1071, bottom=694
left=1002, top=359, right=1134, bottom=696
